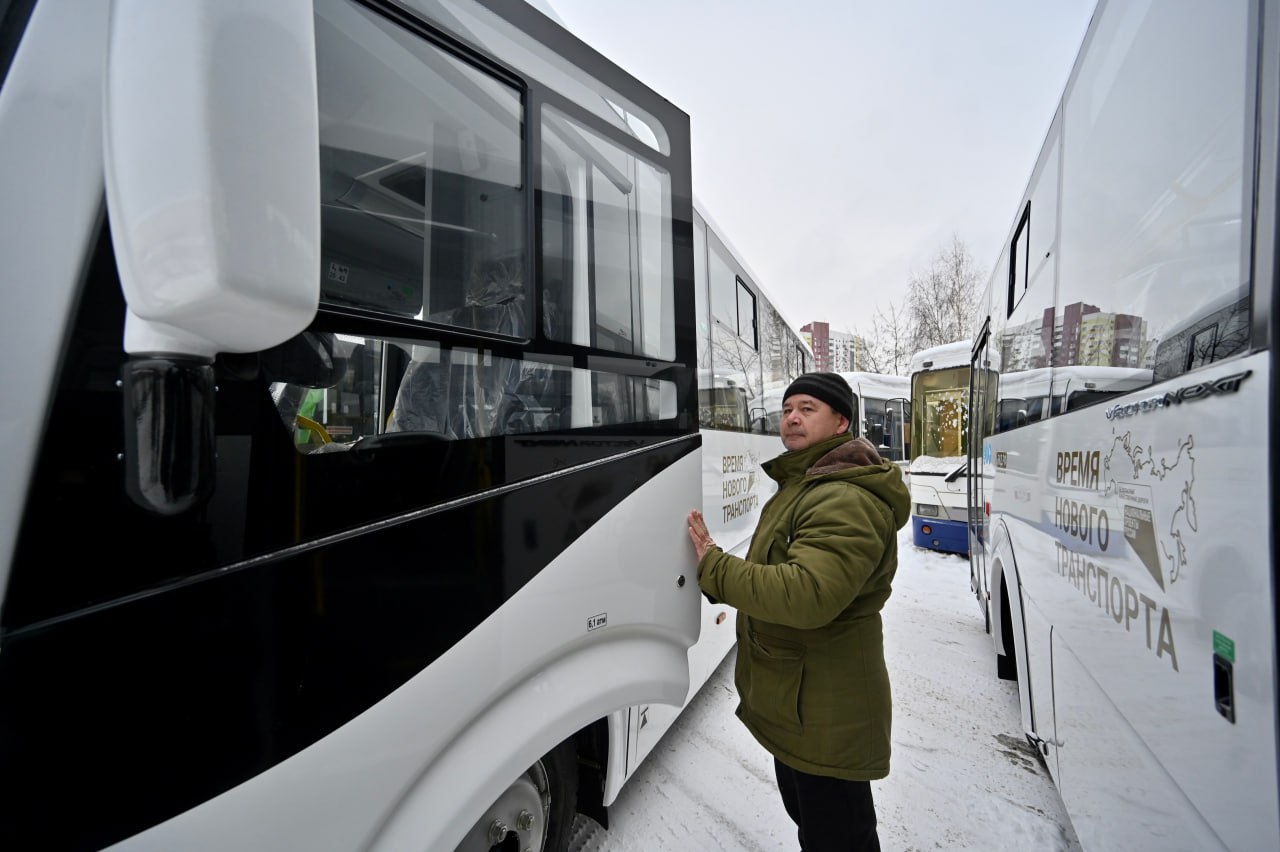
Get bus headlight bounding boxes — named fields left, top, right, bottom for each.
left=916, top=503, right=940, bottom=517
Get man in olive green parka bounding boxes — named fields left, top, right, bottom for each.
left=687, top=371, right=911, bottom=852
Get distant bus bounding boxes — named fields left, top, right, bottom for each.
left=837, top=371, right=911, bottom=466
left=964, top=0, right=1278, bottom=848
left=908, top=340, right=972, bottom=555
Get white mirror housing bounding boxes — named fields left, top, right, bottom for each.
left=105, top=0, right=320, bottom=358
left=104, top=0, right=320, bottom=514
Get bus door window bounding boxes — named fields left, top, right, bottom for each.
left=862, top=396, right=890, bottom=459
left=882, top=397, right=909, bottom=463
left=540, top=106, right=675, bottom=362
left=538, top=106, right=678, bottom=428
left=899, top=399, right=911, bottom=459
left=861, top=394, right=879, bottom=443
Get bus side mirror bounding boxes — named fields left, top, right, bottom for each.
left=106, top=0, right=320, bottom=514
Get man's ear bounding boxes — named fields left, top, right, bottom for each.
left=839, top=414, right=851, bottom=434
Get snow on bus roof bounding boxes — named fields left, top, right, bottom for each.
left=838, top=371, right=910, bottom=400
left=910, top=340, right=973, bottom=374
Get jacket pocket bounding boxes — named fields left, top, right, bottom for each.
left=740, top=630, right=805, bottom=735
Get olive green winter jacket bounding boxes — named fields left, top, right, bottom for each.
left=697, top=432, right=912, bottom=781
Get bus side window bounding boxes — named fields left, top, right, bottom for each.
left=315, top=2, right=527, bottom=334
left=995, top=398, right=1029, bottom=433
left=263, top=332, right=356, bottom=450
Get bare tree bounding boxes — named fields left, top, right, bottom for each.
left=853, top=301, right=913, bottom=376
left=711, top=322, right=762, bottom=403
left=817, top=234, right=981, bottom=377
left=905, top=234, right=982, bottom=353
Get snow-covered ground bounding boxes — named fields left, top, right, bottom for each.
left=573, top=526, right=1082, bottom=851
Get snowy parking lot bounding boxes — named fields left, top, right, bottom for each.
left=574, top=526, right=1082, bottom=851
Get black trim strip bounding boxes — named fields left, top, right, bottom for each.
left=5, top=433, right=697, bottom=642
left=0, top=437, right=697, bottom=851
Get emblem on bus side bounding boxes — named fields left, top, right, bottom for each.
left=1104, top=370, right=1251, bottom=420
left=587, top=613, right=608, bottom=631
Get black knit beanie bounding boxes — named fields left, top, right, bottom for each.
left=783, top=372, right=854, bottom=424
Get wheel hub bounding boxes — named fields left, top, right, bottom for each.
left=454, top=762, right=550, bottom=852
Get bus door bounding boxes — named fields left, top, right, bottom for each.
left=967, top=326, right=993, bottom=619
left=861, top=394, right=910, bottom=465
left=884, top=395, right=911, bottom=478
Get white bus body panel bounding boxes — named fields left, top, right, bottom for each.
left=0, top=0, right=109, bottom=598
left=608, top=428, right=781, bottom=801
left=110, top=451, right=701, bottom=852
left=986, top=354, right=1276, bottom=851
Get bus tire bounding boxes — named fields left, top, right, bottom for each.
left=540, top=739, right=580, bottom=852
left=996, top=583, right=1017, bottom=681
left=454, top=739, right=579, bottom=852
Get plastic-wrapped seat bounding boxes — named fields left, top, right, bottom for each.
left=386, top=253, right=531, bottom=439
left=385, top=350, right=454, bottom=437
left=493, top=362, right=570, bottom=434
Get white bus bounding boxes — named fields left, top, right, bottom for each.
left=908, top=340, right=972, bottom=555
left=965, top=0, right=1278, bottom=848
left=0, top=2, right=807, bottom=850
left=837, top=371, right=911, bottom=467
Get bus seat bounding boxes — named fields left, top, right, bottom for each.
left=386, top=351, right=454, bottom=437
left=493, top=361, right=570, bottom=434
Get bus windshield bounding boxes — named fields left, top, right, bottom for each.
left=912, top=366, right=968, bottom=459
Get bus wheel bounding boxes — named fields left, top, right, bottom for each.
left=454, top=739, right=579, bottom=852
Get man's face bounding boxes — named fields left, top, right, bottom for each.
left=781, top=393, right=849, bottom=452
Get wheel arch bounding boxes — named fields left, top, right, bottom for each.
left=367, top=630, right=689, bottom=852
left=988, top=519, right=1036, bottom=734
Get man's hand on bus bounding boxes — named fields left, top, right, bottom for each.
left=687, top=509, right=717, bottom=561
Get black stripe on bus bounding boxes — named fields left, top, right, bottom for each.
left=0, top=436, right=695, bottom=851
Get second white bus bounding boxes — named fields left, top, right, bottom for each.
left=966, top=0, right=1278, bottom=847
left=838, top=371, right=911, bottom=468
left=909, top=340, right=973, bottom=556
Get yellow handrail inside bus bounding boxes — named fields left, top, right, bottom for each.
left=295, top=414, right=332, bottom=444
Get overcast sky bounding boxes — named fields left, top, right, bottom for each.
left=545, top=0, right=1097, bottom=338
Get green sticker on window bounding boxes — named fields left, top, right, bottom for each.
left=1213, top=631, right=1235, bottom=663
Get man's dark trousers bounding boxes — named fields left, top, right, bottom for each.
left=774, top=757, right=881, bottom=852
